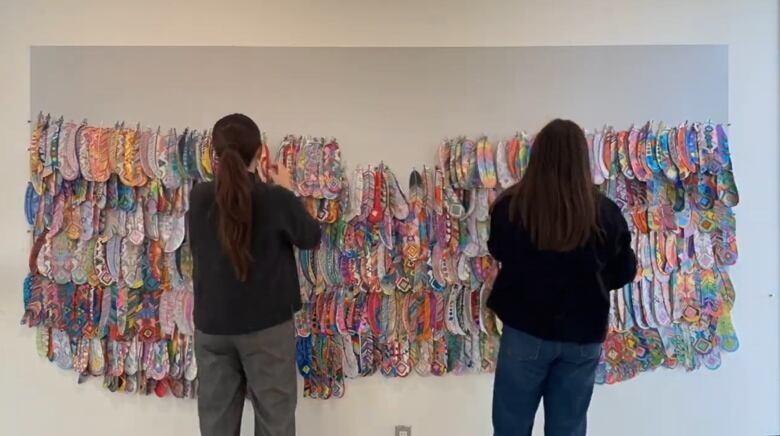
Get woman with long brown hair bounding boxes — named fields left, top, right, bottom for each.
left=188, top=114, right=320, bottom=436
left=488, top=119, right=637, bottom=436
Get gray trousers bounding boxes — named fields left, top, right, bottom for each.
left=195, top=320, right=297, bottom=436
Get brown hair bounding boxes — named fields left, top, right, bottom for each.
left=211, top=114, right=261, bottom=281
left=507, top=119, right=599, bottom=251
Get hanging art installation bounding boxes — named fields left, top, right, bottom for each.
left=21, top=114, right=739, bottom=399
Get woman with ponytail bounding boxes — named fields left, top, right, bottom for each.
left=188, top=114, right=320, bottom=436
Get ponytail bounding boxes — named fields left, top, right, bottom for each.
left=211, top=113, right=261, bottom=282
left=216, top=147, right=253, bottom=281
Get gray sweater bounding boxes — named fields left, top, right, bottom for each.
left=188, top=179, right=321, bottom=335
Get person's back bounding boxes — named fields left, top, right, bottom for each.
left=188, top=113, right=320, bottom=436
left=189, top=179, right=320, bottom=335
left=488, top=119, right=637, bottom=436
left=488, top=193, right=635, bottom=344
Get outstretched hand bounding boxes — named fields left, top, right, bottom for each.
left=269, top=164, right=294, bottom=191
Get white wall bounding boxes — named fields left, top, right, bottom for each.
left=29, top=45, right=729, bottom=175
left=0, top=1, right=777, bottom=436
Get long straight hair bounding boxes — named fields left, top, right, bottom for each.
left=211, top=114, right=261, bottom=281
left=507, top=119, right=599, bottom=251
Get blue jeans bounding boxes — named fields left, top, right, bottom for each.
left=493, top=326, right=602, bottom=436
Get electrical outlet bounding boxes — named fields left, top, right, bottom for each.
left=395, top=425, right=412, bottom=436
